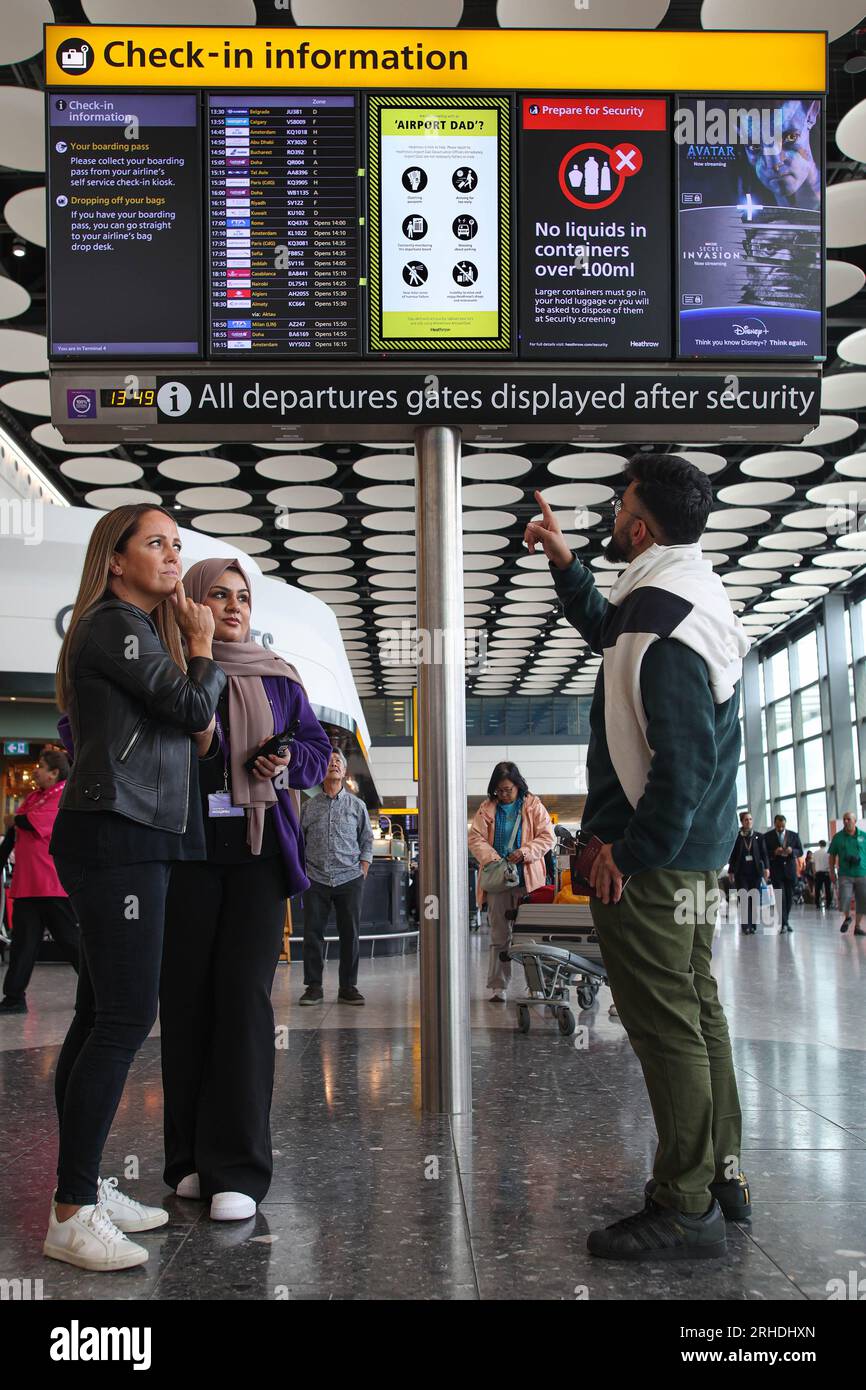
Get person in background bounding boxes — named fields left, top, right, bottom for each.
left=526, top=455, right=749, bottom=1261
left=44, top=503, right=225, bottom=1273
left=763, top=814, right=804, bottom=934
left=827, top=811, right=866, bottom=936
left=468, top=762, right=555, bottom=1003
left=0, top=750, right=79, bottom=1014
left=159, top=559, right=331, bottom=1222
left=812, top=840, right=832, bottom=910
left=299, top=750, right=373, bottom=1006
left=803, top=850, right=815, bottom=903
left=728, top=810, right=770, bottom=935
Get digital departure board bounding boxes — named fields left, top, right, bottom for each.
left=47, top=92, right=202, bottom=357
left=367, top=94, right=511, bottom=354
left=676, top=96, right=824, bottom=360
left=518, top=96, right=670, bottom=359
left=207, top=93, right=360, bottom=356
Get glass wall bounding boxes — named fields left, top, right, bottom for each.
left=744, top=587, right=866, bottom=847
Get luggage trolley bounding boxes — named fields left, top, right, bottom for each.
left=504, top=900, right=608, bottom=1037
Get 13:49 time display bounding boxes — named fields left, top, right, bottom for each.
left=99, top=389, right=156, bottom=408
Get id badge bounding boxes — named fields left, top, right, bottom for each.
left=208, top=791, right=244, bottom=818
left=745, top=854, right=753, bottom=863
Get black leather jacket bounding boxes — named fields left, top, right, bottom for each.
left=59, top=599, right=226, bottom=834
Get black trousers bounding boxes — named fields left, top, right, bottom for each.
left=733, top=879, right=761, bottom=929
left=53, top=858, right=171, bottom=1206
left=160, top=856, right=287, bottom=1204
left=814, top=871, right=832, bottom=908
left=302, top=875, right=363, bottom=989
left=773, top=878, right=794, bottom=926
left=3, top=896, right=79, bottom=1002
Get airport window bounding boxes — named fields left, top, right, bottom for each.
left=800, top=684, right=822, bottom=739
left=802, top=737, right=825, bottom=791
left=768, top=648, right=790, bottom=701
left=770, top=697, right=792, bottom=748
left=775, top=746, right=796, bottom=798
left=794, top=631, right=819, bottom=688
left=804, top=791, right=829, bottom=844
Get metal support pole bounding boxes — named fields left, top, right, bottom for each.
left=415, top=425, right=472, bottom=1115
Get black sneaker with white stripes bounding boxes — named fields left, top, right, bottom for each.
left=587, top=1197, right=727, bottom=1261
left=646, top=1171, right=751, bottom=1221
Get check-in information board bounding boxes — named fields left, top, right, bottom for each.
left=367, top=94, right=511, bottom=353
left=48, top=91, right=202, bottom=356
left=518, top=96, right=670, bottom=359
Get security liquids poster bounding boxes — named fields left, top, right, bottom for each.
left=518, top=96, right=670, bottom=359
left=676, top=97, right=823, bottom=359
left=367, top=94, right=511, bottom=353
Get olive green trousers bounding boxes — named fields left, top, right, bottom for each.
left=591, top=868, right=742, bottom=1214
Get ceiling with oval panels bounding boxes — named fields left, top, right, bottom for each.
left=0, top=1, right=864, bottom=702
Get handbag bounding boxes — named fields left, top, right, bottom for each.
left=479, top=805, right=522, bottom=895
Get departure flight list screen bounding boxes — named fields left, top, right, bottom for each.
left=207, top=94, right=360, bottom=356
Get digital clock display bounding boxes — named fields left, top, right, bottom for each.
left=99, top=389, right=157, bottom=408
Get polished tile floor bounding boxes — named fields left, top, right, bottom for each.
left=1, top=901, right=865, bottom=1301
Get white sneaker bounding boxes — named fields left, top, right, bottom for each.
left=43, top=1201, right=148, bottom=1271
left=175, top=1173, right=202, bottom=1200
left=96, top=1176, right=168, bottom=1233
left=489, top=992, right=507, bottom=1003
left=210, top=1191, right=256, bottom=1222
left=608, top=1003, right=619, bottom=1019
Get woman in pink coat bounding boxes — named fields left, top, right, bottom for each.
left=0, top=750, right=79, bottom=1015
left=468, top=761, right=555, bottom=1002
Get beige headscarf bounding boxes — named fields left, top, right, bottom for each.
left=182, top=558, right=305, bottom=854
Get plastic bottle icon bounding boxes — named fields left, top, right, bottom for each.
left=600, top=160, right=611, bottom=193
left=568, top=164, right=583, bottom=189
left=584, top=156, right=600, bottom=196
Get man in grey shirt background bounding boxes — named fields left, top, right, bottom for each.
left=299, top=749, right=373, bottom=1006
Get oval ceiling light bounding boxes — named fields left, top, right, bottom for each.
left=821, top=373, right=866, bottom=411
left=706, top=508, right=771, bottom=529
left=835, top=454, right=866, bottom=478
left=740, top=450, right=823, bottom=478
left=498, top=0, right=669, bottom=25
left=0, top=328, right=48, bottom=373
left=461, top=452, right=532, bottom=480
left=827, top=259, right=866, bottom=306
left=291, top=556, right=353, bottom=573
left=0, top=276, right=31, bottom=320
left=267, top=484, right=343, bottom=509
left=254, top=455, right=337, bottom=482
left=190, top=512, right=262, bottom=534
left=4, top=187, right=45, bottom=247
left=85, top=487, right=162, bottom=510
left=157, top=458, right=240, bottom=484
left=0, top=87, right=45, bottom=172
left=807, top=480, right=866, bottom=505
left=760, top=530, right=826, bottom=550
left=783, top=506, right=855, bottom=529
left=174, top=486, right=252, bottom=511
left=838, top=327, right=866, bottom=366
left=60, top=458, right=143, bottom=485
left=0, top=377, right=48, bottom=414
left=462, top=483, right=524, bottom=506
left=836, top=96, right=866, bottom=164
left=283, top=535, right=349, bottom=553
left=827, top=180, right=866, bottom=248
left=232, top=537, right=271, bottom=555
left=364, top=534, right=416, bottom=552
left=701, top=0, right=866, bottom=43
left=547, top=453, right=627, bottom=479
left=357, top=483, right=416, bottom=508
left=540, top=482, right=614, bottom=506
left=84, top=0, right=256, bottom=17
left=461, top=510, right=518, bottom=531
left=717, top=481, right=794, bottom=506
left=463, top=533, right=510, bottom=551
left=699, top=531, right=749, bottom=550
left=353, top=454, right=416, bottom=481
left=277, top=511, right=347, bottom=533
left=739, top=550, right=801, bottom=568
left=293, top=0, right=462, bottom=22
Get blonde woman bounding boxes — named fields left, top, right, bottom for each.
left=469, top=761, right=556, bottom=1002
left=44, top=505, right=225, bottom=1272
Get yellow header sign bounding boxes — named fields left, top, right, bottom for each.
left=46, top=25, right=826, bottom=92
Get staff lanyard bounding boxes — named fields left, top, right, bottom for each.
left=214, top=708, right=230, bottom=794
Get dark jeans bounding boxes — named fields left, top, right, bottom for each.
left=160, top=857, right=287, bottom=1203
left=302, top=875, right=363, bottom=989
left=53, top=858, right=171, bottom=1206
left=3, top=897, right=79, bottom=1002
left=814, top=871, right=832, bottom=908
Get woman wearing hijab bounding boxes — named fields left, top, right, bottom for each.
left=159, top=558, right=332, bottom=1222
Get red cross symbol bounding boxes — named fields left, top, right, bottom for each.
left=612, top=142, right=642, bottom=176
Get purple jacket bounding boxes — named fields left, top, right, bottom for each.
left=58, top=677, right=332, bottom=897
left=261, top=675, right=332, bottom=896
